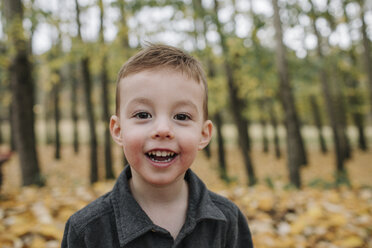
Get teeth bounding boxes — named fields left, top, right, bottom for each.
left=150, top=157, right=172, bottom=162
left=147, top=151, right=175, bottom=157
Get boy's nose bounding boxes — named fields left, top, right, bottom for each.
left=151, top=118, right=175, bottom=139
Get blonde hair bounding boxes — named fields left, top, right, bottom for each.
left=115, top=44, right=208, bottom=119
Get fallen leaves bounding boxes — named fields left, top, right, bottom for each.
left=2, top=181, right=370, bottom=248
left=222, top=185, right=372, bottom=248
left=0, top=187, right=78, bottom=247
left=0, top=145, right=371, bottom=247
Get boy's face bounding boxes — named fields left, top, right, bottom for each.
left=110, top=68, right=212, bottom=187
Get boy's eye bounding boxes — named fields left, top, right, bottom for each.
left=134, top=112, right=152, bottom=119
left=174, top=113, right=191, bottom=121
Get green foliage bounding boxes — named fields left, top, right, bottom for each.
left=308, top=178, right=337, bottom=189
left=307, top=172, right=351, bottom=189
left=264, top=177, right=275, bottom=189
left=208, top=74, right=228, bottom=116
left=1, top=0, right=369, bottom=149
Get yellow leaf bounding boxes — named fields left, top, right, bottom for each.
left=324, top=231, right=336, bottom=241
left=30, top=235, right=46, bottom=248
left=307, top=205, right=323, bottom=220
left=337, top=236, right=364, bottom=248
left=327, top=213, right=347, bottom=227
left=277, top=237, right=295, bottom=248
left=57, top=207, right=76, bottom=222
left=326, top=191, right=341, bottom=204
left=258, top=197, right=274, bottom=212
left=0, top=232, right=18, bottom=245
left=37, top=224, right=63, bottom=240
left=9, top=222, right=35, bottom=236
left=290, top=216, right=307, bottom=235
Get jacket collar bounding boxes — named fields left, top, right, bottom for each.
left=111, top=166, right=226, bottom=247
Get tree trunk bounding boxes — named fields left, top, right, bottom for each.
left=347, top=80, right=368, bottom=151
left=45, top=94, right=53, bottom=145
left=349, top=88, right=368, bottom=151
left=70, top=64, right=79, bottom=154
left=75, top=0, right=99, bottom=184
left=213, top=0, right=256, bottom=186
left=343, top=0, right=368, bottom=151
left=101, top=55, right=114, bottom=179
left=9, top=105, right=16, bottom=151
left=115, top=0, right=130, bottom=170
left=98, top=0, right=115, bottom=180
left=261, top=119, right=269, bottom=153
left=0, top=118, right=3, bottom=145
left=268, top=101, right=281, bottom=159
left=248, top=0, right=271, bottom=155
left=214, top=112, right=229, bottom=182
left=243, top=119, right=252, bottom=152
left=320, top=69, right=347, bottom=176
left=345, top=62, right=368, bottom=153
left=81, top=57, right=99, bottom=184
left=355, top=115, right=368, bottom=151
left=309, top=95, right=328, bottom=154
left=259, top=99, right=269, bottom=153
left=4, top=0, right=42, bottom=186
left=359, top=0, right=372, bottom=117
left=272, top=0, right=303, bottom=188
left=324, top=1, right=352, bottom=161
left=309, top=0, right=349, bottom=184
left=117, top=0, right=129, bottom=49
left=53, top=77, right=61, bottom=160
left=335, top=92, right=352, bottom=160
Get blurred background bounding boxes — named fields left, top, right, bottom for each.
left=0, top=0, right=372, bottom=247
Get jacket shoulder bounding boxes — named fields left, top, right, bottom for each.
left=208, top=190, right=240, bottom=216
left=208, top=190, right=253, bottom=247
left=68, top=191, right=113, bottom=234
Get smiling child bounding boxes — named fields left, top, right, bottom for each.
left=62, top=44, right=253, bottom=248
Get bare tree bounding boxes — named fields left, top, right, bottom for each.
left=213, top=0, right=256, bottom=186
left=70, top=63, right=80, bottom=154
left=98, top=0, right=115, bottom=179
left=53, top=74, right=61, bottom=159
left=341, top=1, right=368, bottom=151
left=358, top=0, right=372, bottom=116
left=268, top=99, right=281, bottom=159
left=271, top=0, right=305, bottom=188
left=309, top=0, right=349, bottom=183
left=309, top=95, right=328, bottom=154
left=191, top=0, right=229, bottom=181
left=3, top=0, right=43, bottom=186
left=74, top=0, right=99, bottom=183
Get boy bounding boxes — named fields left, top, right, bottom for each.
left=62, top=44, right=253, bottom=248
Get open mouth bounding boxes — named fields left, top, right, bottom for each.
left=146, top=150, right=178, bottom=163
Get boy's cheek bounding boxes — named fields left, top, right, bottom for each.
left=122, top=131, right=145, bottom=149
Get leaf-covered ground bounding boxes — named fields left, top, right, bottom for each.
left=0, top=145, right=371, bottom=248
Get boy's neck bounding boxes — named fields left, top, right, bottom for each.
left=129, top=170, right=189, bottom=239
left=129, top=171, right=188, bottom=205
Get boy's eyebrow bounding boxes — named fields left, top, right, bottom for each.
left=126, top=97, right=153, bottom=107
left=127, top=98, right=199, bottom=112
left=173, top=100, right=198, bottom=112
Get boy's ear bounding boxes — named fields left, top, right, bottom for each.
left=198, top=120, right=213, bottom=150
left=110, top=115, right=123, bottom=146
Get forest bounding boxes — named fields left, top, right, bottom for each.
left=0, top=0, right=372, bottom=247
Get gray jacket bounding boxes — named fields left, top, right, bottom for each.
left=62, top=166, right=253, bottom=248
